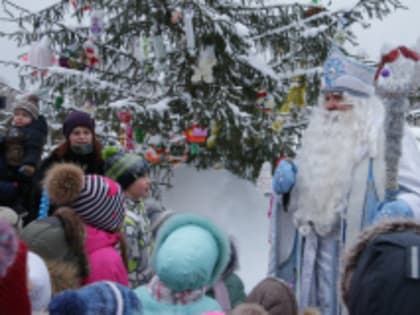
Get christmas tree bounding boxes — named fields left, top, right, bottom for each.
left=0, top=0, right=405, bottom=182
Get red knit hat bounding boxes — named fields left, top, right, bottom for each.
left=0, top=224, right=31, bottom=315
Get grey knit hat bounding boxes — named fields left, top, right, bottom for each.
left=14, top=99, right=39, bottom=119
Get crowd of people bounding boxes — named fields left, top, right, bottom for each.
left=1, top=44, right=420, bottom=315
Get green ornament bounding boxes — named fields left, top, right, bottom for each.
left=312, top=0, right=319, bottom=3
left=190, top=143, right=200, bottom=155
left=134, top=127, right=145, bottom=143
left=54, top=95, right=64, bottom=110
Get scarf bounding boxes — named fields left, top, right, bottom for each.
left=148, top=275, right=207, bottom=305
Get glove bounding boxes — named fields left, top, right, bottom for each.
left=18, top=165, right=35, bottom=176
left=272, top=159, right=297, bottom=194
left=374, top=199, right=414, bottom=223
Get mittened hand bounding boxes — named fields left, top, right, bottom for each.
left=374, top=199, right=414, bottom=223
left=272, top=160, right=297, bottom=194
left=18, top=165, right=35, bottom=176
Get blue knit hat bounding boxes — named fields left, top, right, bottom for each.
left=49, top=281, right=142, bottom=315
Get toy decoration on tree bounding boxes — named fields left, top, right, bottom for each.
left=90, top=10, right=104, bottom=39
left=118, top=110, right=135, bottom=152
left=206, top=121, right=221, bottom=149
left=145, top=133, right=166, bottom=164
left=191, top=46, right=217, bottom=84
left=166, top=134, right=188, bottom=165
left=280, top=76, right=306, bottom=113
left=27, top=37, right=55, bottom=77
left=256, top=90, right=275, bottom=112
left=82, top=39, right=100, bottom=68
left=134, top=34, right=149, bottom=64
left=58, top=44, right=86, bottom=70
left=69, top=0, right=91, bottom=11
left=170, top=8, right=183, bottom=25
left=184, top=124, right=207, bottom=155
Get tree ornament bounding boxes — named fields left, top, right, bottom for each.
left=184, top=124, right=208, bottom=143
left=191, top=46, right=217, bottom=84
left=280, top=76, right=306, bottom=113
left=69, top=0, right=91, bottom=11
left=54, top=95, right=64, bottom=110
left=59, top=44, right=85, bottom=70
left=27, top=37, right=54, bottom=77
left=82, top=98, right=95, bottom=113
left=271, top=115, right=285, bottom=133
left=145, top=133, right=166, bottom=164
left=256, top=90, right=275, bottom=112
left=183, top=4, right=196, bottom=56
left=118, top=110, right=134, bottom=152
left=190, top=143, right=200, bottom=155
left=134, top=127, right=145, bottom=144
left=90, top=9, right=104, bottom=38
left=166, top=134, right=188, bottom=164
left=206, top=121, right=221, bottom=149
left=171, top=9, right=183, bottom=25
left=82, top=39, right=100, bottom=68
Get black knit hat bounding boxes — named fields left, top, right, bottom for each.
left=62, top=111, right=95, bottom=138
left=104, top=151, right=150, bottom=190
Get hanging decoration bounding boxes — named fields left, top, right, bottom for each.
left=184, top=124, right=207, bottom=155
left=118, top=110, right=135, bottom=152
left=145, top=133, right=166, bottom=164
left=82, top=98, right=96, bottom=113
left=152, top=32, right=167, bottom=61
left=183, top=4, right=196, bottom=56
left=69, top=0, right=91, bottom=11
left=134, top=127, right=145, bottom=144
left=54, top=95, right=64, bottom=111
left=191, top=46, right=217, bottom=84
left=256, top=90, right=275, bottom=112
left=170, top=9, right=183, bottom=25
left=134, top=33, right=149, bottom=64
left=271, top=115, right=285, bottom=133
left=26, top=37, right=55, bottom=77
left=206, top=121, right=221, bottom=149
left=279, top=76, right=306, bottom=113
left=90, top=9, right=104, bottom=39
left=58, top=44, right=86, bottom=70
left=82, top=39, right=100, bottom=68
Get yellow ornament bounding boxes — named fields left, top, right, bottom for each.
left=280, top=77, right=306, bottom=113
left=206, top=121, right=221, bottom=149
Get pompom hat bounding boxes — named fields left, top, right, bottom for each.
left=49, top=281, right=142, bottom=315
left=63, top=110, right=95, bottom=138
left=45, top=163, right=126, bottom=232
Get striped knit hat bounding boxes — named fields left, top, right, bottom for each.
left=45, top=163, right=126, bottom=232
left=14, top=99, right=39, bottom=119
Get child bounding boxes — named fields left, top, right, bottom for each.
left=0, top=95, right=48, bottom=212
left=103, top=147, right=159, bottom=288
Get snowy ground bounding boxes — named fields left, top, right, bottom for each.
left=161, top=165, right=270, bottom=293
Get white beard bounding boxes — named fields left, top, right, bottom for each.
left=293, top=94, right=384, bottom=236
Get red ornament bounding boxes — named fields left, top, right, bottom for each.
left=184, top=124, right=208, bottom=143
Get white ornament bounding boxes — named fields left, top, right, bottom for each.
left=183, top=6, right=196, bottom=56
left=191, top=46, right=217, bottom=84
left=90, top=9, right=104, bottom=38
left=152, top=34, right=167, bottom=61
left=134, top=34, right=149, bottom=63
left=28, top=37, right=54, bottom=68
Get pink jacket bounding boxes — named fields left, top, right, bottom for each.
left=83, top=225, right=129, bottom=286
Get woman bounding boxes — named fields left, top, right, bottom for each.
left=29, top=111, right=104, bottom=222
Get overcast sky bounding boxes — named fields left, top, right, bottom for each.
left=0, top=0, right=418, bottom=88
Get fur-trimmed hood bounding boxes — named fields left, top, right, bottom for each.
left=341, top=219, right=420, bottom=315
left=152, top=212, right=230, bottom=292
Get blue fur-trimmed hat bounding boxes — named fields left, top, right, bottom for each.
left=322, top=46, right=375, bottom=97
left=49, top=281, right=142, bottom=315
left=152, top=213, right=230, bottom=292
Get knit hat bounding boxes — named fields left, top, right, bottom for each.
left=14, top=98, right=39, bottom=119
left=103, top=147, right=150, bottom=190
left=0, top=206, right=22, bottom=232
left=63, top=110, right=95, bottom=138
left=27, top=251, right=52, bottom=312
left=49, top=281, right=143, bottom=315
left=246, top=277, right=298, bottom=315
left=231, top=303, right=269, bottom=315
left=45, top=163, right=126, bottom=232
left=152, top=213, right=230, bottom=292
left=322, top=46, right=375, bottom=97
left=0, top=221, right=31, bottom=315
left=341, top=220, right=420, bottom=315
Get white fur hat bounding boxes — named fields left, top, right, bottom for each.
left=322, top=46, right=375, bottom=97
